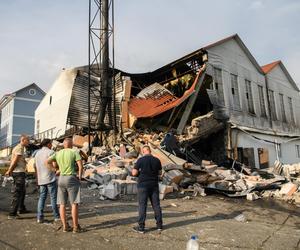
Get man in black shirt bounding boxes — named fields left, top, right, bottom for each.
left=132, top=145, right=163, bottom=233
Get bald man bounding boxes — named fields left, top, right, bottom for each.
left=47, top=138, right=83, bottom=233
left=6, top=135, right=30, bottom=219
left=132, top=145, right=163, bottom=234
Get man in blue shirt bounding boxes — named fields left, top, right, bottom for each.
left=132, top=145, right=163, bottom=234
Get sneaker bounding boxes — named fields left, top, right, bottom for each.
left=157, top=226, right=163, bottom=232
left=73, top=224, right=85, bottom=233
left=132, top=226, right=145, bottom=234
left=37, top=218, right=44, bottom=223
left=8, top=214, right=20, bottom=220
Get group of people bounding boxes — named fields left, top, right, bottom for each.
left=5, top=135, right=164, bottom=234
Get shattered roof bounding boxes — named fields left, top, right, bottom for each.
left=128, top=67, right=205, bottom=118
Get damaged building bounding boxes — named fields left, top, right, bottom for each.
left=34, top=34, right=300, bottom=168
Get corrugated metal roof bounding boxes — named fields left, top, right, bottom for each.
left=128, top=67, right=206, bottom=118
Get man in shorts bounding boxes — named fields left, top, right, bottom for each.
left=47, top=138, right=83, bottom=233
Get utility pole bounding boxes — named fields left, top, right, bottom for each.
left=88, top=0, right=115, bottom=152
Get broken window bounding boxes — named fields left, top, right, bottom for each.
left=258, top=85, right=267, bottom=117
left=245, top=80, right=254, bottom=114
left=230, top=74, right=240, bottom=110
left=288, top=97, right=295, bottom=124
left=268, top=90, right=277, bottom=120
left=213, top=67, right=225, bottom=105
left=258, top=148, right=269, bottom=169
left=296, top=145, right=300, bottom=158
left=237, top=147, right=255, bottom=168
left=279, top=94, right=286, bottom=122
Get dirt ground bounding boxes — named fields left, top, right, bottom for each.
left=0, top=181, right=299, bottom=250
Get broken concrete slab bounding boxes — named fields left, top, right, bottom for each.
left=163, top=169, right=184, bottom=185
left=163, top=164, right=184, bottom=171
left=100, top=182, right=120, bottom=199
left=111, top=179, right=138, bottom=195
left=159, top=183, right=174, bottom=200
left=149, top=144, right=187, bottom=167
left=246, top=192, right=260, bottom=201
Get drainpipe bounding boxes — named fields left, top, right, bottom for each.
left=265, top=74, right=273, bottom=129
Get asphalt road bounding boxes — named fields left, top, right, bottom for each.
left=0, top=182, right=299, bottom=250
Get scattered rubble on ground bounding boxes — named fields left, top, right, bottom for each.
left=63, top=133, right=300, bottom=205
left=1, top=131, right=299, bottom=206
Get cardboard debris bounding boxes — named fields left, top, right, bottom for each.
left=279, top=183, right=298, bottom=197
left=26, top=158, right=35, bottom=173
left=73, top=135, right=93, bottom=148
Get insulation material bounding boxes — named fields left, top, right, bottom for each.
left=128, top=67, right=206, bottom=118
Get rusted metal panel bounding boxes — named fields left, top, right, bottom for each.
left=128, top=67, right=205, bottom=118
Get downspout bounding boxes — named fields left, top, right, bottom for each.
left=265, top=74, right=273, bottom=128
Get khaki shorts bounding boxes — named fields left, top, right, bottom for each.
left=57, top=176, right=80, bottom=205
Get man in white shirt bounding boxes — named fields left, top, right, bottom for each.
left=34, top=139, right=60, bottom=223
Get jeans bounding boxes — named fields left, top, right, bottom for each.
left=9, top=172, right=26, bottom=216
left=138, top=185, right=163, bottom=229
left=37, top=181, right=60, bottom=220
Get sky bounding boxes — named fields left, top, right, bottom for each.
left=0, top=0, right=300, bottom=97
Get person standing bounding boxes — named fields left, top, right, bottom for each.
left=132, top=145, right=163, bottom=234
left=46, top=138, right=83, bottom=233
left=5, top=134, right=30, bottom=219
left=34, top=138, right=60, bottom=223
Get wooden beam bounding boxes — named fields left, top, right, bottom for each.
left=177, top=66, right=206, bottom=134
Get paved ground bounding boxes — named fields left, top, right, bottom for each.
left=0, top=182, right=299, bottom=250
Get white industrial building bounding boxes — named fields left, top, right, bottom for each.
left=34, top=34, right=300, bottom=168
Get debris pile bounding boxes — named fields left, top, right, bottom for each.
left=74, top=133, right=300, bottom=204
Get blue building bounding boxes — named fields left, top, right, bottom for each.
left=0, top=83, right=45, bottom=148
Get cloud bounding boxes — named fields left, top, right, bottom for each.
left=250, top=1, right=264, bottom=10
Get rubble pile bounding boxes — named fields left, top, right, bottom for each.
left=3, top=133, right=298, bottom=205
left=74, top=132, right=300, bottom=205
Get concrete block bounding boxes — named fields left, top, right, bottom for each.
left=163, top=170, right=183, bottom=185
left=99, top=173, right=111, bottom=184
left=90, top=173, right=104, bottom=184
left=111, top=179, right=138, bottom=195
left=159, top=183, right=174, bottom=200
left=246, top=192, right=260, bottom=201
left=103, top=182, right=120, bottom=199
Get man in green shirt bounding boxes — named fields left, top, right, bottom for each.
left=47, top=138, right=83, bottom=233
